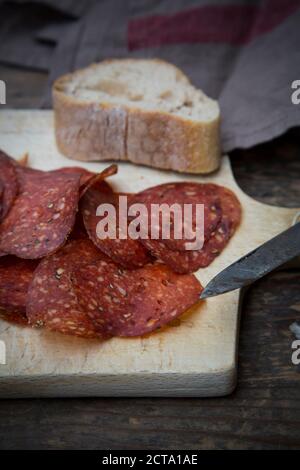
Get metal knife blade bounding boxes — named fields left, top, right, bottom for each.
left=200, top=222, right=300, bottom=299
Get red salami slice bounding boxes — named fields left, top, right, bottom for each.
left=0, top=166, right=81, bottom=259
left=26, top=239, right=111, bottom=338
left=52, top=166, right=94, bottom=188
left=53, top=164, right=117, bottom=197
left=81, top=187, right=151, bottom=269
left=73, top=260, right=202, bottom=337
left=27, top=238, right=202, bottom=338
left=71, top=180, right=114, bottom=241
left=139, top=219, right=231, bottom=273
left=216, top=186, right=242, bottom=231
left=0, top=180, right=3, bottom=218
left=131, top=182, right=222, bottom=252
left=0, top=150, right=19, bottom=222
left=0, top=256, right=38, bottom=325
left=132, top=183, right=241, bottom=273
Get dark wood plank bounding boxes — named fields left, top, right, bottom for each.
left=0, top=66, right=299, bottom=450
left=231, top=128, right=300, bottom=207
left=0, top=271, right=299, bottom=450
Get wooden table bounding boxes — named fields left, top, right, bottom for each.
left=0, top=65, right=299, bottom=450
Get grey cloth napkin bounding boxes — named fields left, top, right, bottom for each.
left=0, top=0, right=299, bottom=153
left=2, top=0, right=92, bottom=18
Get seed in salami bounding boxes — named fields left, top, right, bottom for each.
left=26, top=239, right=111, bottom=339
left=81, top=187, right=151, bottom=269
left=0, top=150, right=19, bottom=222
left=0, top=166, right=81, bottom=259
left=73, top=261, right=203, bottom=337
left=0, top=256, right=38, bottom=325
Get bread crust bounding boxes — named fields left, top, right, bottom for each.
left=53, top=59, right=221, bottom=174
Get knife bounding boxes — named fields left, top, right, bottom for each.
left=200, top=222, right=300, bottom=299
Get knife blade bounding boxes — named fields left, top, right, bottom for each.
left=200, top=222, right=300, bottom=299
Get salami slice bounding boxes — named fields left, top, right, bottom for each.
left=139, top=219, right=231, bottom=273
left=27, top=238, right=202, bottom=338
left=73, top=260, right=202, bottom=337
left=71, top=180, right=114, bottom=241
left=81, top=187, right=151, bottom=269
left=53, top=166, right=94, bottom=188
left=216, top=186, right=242, bottom=231
left=132, top=183, right=241, bottom=273
left=131, top=182, right=222, bottom=252
left=0, top=150, right=19, bottom=222
left=26, top=239, right=111, bottom=338
left=0, top=256, right=38, bottom=325
left=0, top=180, right=3, bottom=218
left=0, top=166, right=81, bottom=259
left=53, top=164, right=117, bottom=197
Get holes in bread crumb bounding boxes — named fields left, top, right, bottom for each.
left=129, top=94, right=143, bottom=101
left=86, top=80, right=128, bottom=96
left=159, top=90, right=173, bottom=100
left=85, top=79, right=144, bottom=102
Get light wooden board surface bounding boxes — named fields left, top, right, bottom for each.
left=0, top=110, right=299, bottom=398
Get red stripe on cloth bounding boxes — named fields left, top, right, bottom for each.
left=128, top=0, right=300, bottom=50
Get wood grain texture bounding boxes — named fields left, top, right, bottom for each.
left=0, top=67, right=299, bottom=449
left=0, top=271, right=299, bottom=449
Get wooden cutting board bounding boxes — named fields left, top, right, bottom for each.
left=0, top=110, right=299, bottom=398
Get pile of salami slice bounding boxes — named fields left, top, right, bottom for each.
left=0, top=150, right=241, bottom=339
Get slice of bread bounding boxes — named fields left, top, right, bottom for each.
left=53, top=59, right=221, bottom=173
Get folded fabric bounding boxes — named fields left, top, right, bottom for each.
left=3, top=0, right=92, bottom=18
